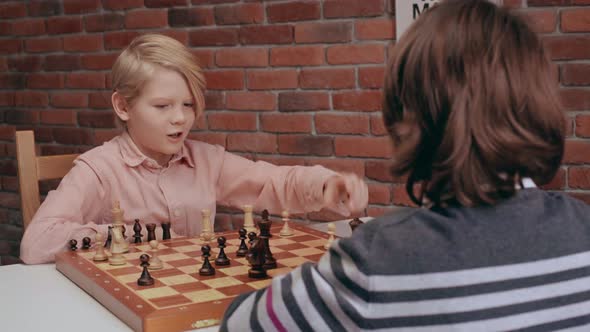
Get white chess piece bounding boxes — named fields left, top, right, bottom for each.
left=200, top=209, right=214, bottom=244
left=148, top=240, right=163, bottom=270
left=93, top=232, right=108, bottom=262
left=324, top=222, right=336, bottom=249
left=242, top=204, right=257, bottom=234
left=109, top=201, right=129, bottom=265
left=279, top=210, right=293, bottom=237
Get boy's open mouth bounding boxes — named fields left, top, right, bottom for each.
left=168, top=133, right=182, bottom=138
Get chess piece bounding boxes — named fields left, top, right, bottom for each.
left=137, top=254, right=155, bottom=286
left=146, top=223, right=156, bottom=242
left=258, top=209, right=276, bottom=269
left=148, top=240, right=163, bottom=270
left=200, top=209, right=214, bottom=244
left=82, top=237, right=91, bottom=250
left=104, top=226, right=113, bottom=248
left=199, top=245, right=215, bottom=276
left=133, top=219, right=142, bottom=244
left=242, top=204, right=257, bottom=234
left=215, top=236, right=230, bottom=266
left=236, top=228, right=249, bottom=257
left=110, top=201, right=129, bottom=265
left=69, top=239, right=78, bottom=251
left=247, top=236, right=267, bottom=279
left=324, top=222, right=336, bottom=249
left=247, top=231, right=257, bottom=247
left=161, top=222, right=171, bottom=240
left=349, top=217, right=362, bottom=233
left=93, top=233, right=108, bottom=262
left=279, top=210, right=293, bottom=237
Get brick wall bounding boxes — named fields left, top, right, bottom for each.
left=0, top=0, right=589, bottom=265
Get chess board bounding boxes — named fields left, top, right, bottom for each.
left=55, top=223, right=331, bottom=332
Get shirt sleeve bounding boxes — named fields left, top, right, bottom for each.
left=215, top=149, right=338, bottom=214
left=20, top=159, right=110, bottom=264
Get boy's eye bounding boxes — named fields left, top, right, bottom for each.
left=183, top=103, right=194, bottom=108
left=155, top=104, right=170, bottom=109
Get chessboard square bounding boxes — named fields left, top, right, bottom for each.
left=248, top=279, right=273, bottom=289
left=79, top=251, right=95, bottom=259
left=177, top=265, right=199, bottom=275
left=280, top=256, right=310, bottom=267
left=217, top=284, right=257, bottom=297
left=268, top=267, right=293, bottom=278
left=102, top=262, right=134, bottom=270
left=165, top=240, right=195, bottom=248
left=173, top=245, right=200, bottom=253
left=171, top=281, right=209, bottom=293
left=201, top=276, right=243, bottom=289
left=275, top=243, right=307, bottom=251
left=150, top=268, right=184, bottom=279
left=226, top=239, right=241, bottom=246
left=150, top=294, right=192, bottom=308
left=289, top=235, right=318, bottom=242
left=157, top=248, right=177, bottom=256
left=291, top=247, right=324, bottom=257
left=109, top=266, right=141, bottom=276
left=123, top=252, right=145, bottom=260
left=183, top=251, right=202, bottom=258
left=118, top=273, right=142, bottom=284
left=159, top=274, right=199, bottom=286
left=135, top=244, right=151, bottom=251
left=184, top=289, right=226, bottom=304
left=302, top=239, right=328, bottom=248
left=167, top=258, right=199, bottom=268
left=158, top=253, right=190, bottom=262
left=127, top=278, right=166, bottom=291
left=270, top=238, right=295, bottom=246
left=274, top=251, right=297, bottom=260
left=233, top=257, right=249, bottom=265
left=219, top=265, right=250, bottom=277
left=137, top=286, right=179, bottom=299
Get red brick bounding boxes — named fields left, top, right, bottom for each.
left=7, top=56, right=42, bottom=72
left=260, top=113, right=312, bottom=133
left=569, top=167, right=590, bottom=189
left=560, top=89, right=590, bottom=111
left=570, top=192, right=590, bottom=205
left=28, top=1, right=61, bottom=17
left=25, top=38, right=62, bottom=53
left=306, top=158, right=365, bottom=177
left=46, top=17, right=83, bottom=34
left=66, top=73, right=105, bottom=89
left=299, top=68, right=354, bottom=89
left=189, top=28, right=238, bottom=46
left=295, top=22, right=352, bottom=44
left=0, top=192, right=19, bottom=209
left=1, top=176, right=19, bottom=191
left=576, top=115, right=590, bottom=138
left=371, top=114, right=388, bottom=136
left=0, top=58, right=5, bottom=71
left=315, top=113, right=369, bottom=135
left=34, top=128, right=55, bottom=143
left=51, top=92, right=88, bottom=108
left=208, top=112, right=257, bottom=131
left=188, top=132, right=227, bottom=146
left=270, top=46, right=324, bottom=66
left=503, top=0, right=524, bottom=7
left=125, top=10, right=167, bottom=29
left=27, top=73, right=65, bottom=89
left=278, top=135, right=333, bottom=156
left=0, top=127, right=15, bottom=141
left=267, top=1, right=320, bottom=23
left=205, top=92, right=224, bottom=110
left=521, top=9, right=557, bottom=34
left=190, top=50, right=215, bottom=68
left=539, top=167, right=566, bottom=190
left=193, top=114, right=207, bottom=130
left=216, top=48, right=268, bottom=67
left=85, top=13, right=124, bottom=32
left=563, top=140, right=590, bottom=164
left=368, top=183, right=391, bottom=204
left=335, top=136, right=393, bottom=158
left=40, top=110, right=77, bottom=125
left=5, top=110, right=39, bottom=125
left=561, top=8, right=590, bottom=32
left=359, top=66, right=385, bottom=89
left=562, top=64, right=590, bottom=86
left=78, top=111, right=116, bottom=128
left=392, top=186, right=417, bottom=207
left=0, top=2, right=27, bottom=18
left=63, top=0, right=101, bottom=14
left=94, top=129, right=119, bottom=144
left=333, top=91, right=382, bottom=112
left=192, top=0, right=239, bottom=4
left=227, top=133, right=277, bottom=153
left=324, top=0, right=384, bottom=18
left=0, top=74, right=24, bottom=89
left=89, top=92, right=112, bottom=109
left=355, top=18, right=395, bottom=40
left=543, top=36, right=590, bottom=60
left=226, top=92, right=276, bottom=111
left=102, top=0, right=143, bottom=10
left=81, top=53, right=118, bottom=70
left=257, top=156, right=307, bottom=167
left=529, top=0, right=590, bottom=4
left=239, top=26, right=293, bottom=45
left=53, top=128, right=94, bottom=145
left=204, top=70, right=244, bottom=90
left=11, top=19, right=46, bottom=36
left=0, top=40, right=21, bottom=54
left=247, top=70, right=298, bottom=90
left=279, top=92, right=330, bottom=111
left=215, top=3, right=264, bottom=25
left=44, top=55, right=80, bottom=71
left=169, top=8, right=214, bottom=27
left=145, top=0, right=188, bottom=7
left=366, top=160, right=395, bottom=182
left=63, top=35, right=103, bottom=52
left=327, top=44, right=385, bottom=65
left=104, top=31, right=141, bottom=50
left=367, top=206, right=398, bottom=217
left=14, top=91, right=48, bottom=107
left=0, top=92, right=15, bottom=107
left=307, top=208, right=349, bottom=222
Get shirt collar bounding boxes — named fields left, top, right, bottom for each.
left=117, top=131, right=195, bottom=169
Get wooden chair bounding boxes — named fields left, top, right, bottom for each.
left=15, top=130, right=79, bottom=230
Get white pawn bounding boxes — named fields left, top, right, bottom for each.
left=324, top=222, right=336, bottom=250
left=279, top=210, right=293, bottom=237
left=93, top=232, right=108, bottom=262
left=148, top=240, right=163, bottom=270
left=242, top=205, right=257, bottom=234
left=200, top=209, right=214, bottom=244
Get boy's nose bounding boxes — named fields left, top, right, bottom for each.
left=171, top=106, right=186, bottom=124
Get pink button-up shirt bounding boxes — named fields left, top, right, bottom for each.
left=20, top=132, right=336, bottom=264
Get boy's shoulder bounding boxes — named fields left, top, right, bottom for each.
left=77, top=136, right=122, bottom=164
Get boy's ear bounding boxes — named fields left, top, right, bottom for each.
left=112, top=92, right=130, bottom=122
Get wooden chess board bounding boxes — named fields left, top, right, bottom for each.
left=55, top=223, right=331, bottom=332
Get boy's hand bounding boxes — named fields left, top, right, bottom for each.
left=323, top=173, right=368, bottom=217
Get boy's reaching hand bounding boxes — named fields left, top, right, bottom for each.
left=323, top=173, right=369, bottom=217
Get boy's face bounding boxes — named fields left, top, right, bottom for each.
left=121, top=66, right=196, bottom=166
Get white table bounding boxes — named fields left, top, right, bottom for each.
left=0, top=218, right=371, bottom=332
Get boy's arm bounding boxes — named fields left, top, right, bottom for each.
left=20, top=159, right=108, bottom=264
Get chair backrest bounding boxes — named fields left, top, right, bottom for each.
left=15, top=130, right=79, bottom=230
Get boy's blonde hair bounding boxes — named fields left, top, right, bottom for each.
left=111, top=34, right=206, bottom=115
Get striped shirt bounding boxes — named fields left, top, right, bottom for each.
left=221, top=188, right=590, bottom=331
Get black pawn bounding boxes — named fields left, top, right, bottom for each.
left=146, top=223, right=156, bottom=242
left=349, top=217, right=362, bottom=233
left=161, top=222, right=171, bottom=240
left=69, top=239, right=78, bottom=251
left=247, top=237, right=267, bottom=279
left=247, top=231, right=257, bottom=247
left=104, top=226, right=113, bottom=248
left=133, top=219, right=143, bottom=244
left=258, top=210, right=276, bottom=269
left=236, top=228, right=249, bottom=257
left=137, top=254, right=155, bottom=286
left=82, top=237, right=91, bottom=250
left=215, top=236, right=230, bottom=266
left=199, top=245, right=215, bottom=276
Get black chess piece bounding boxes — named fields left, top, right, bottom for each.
left=236, top=228, right=249, bottom=257
left=247, top=231, right=257, bottom=247
left=161, top=222, right=171, bottom=240
left=247, top=237, right=267, bottom=279
left=104, top=226, right=113, bottom=248
left=199, top=245, right=215, bottom=276
left=215, top=236, right=230, bottom=266
left=137, top=254, right=155, bottom=286
left=82, top=237, right=91, bottom=250
left=133, top=219, right=143, bottom=244
left=349, top=217, right=362, bottom=233
left=69, top=239, right=78, bottom=251
left=258, top=209, right=276, bottom=269
left=146, top=223, right=156, bottom=242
